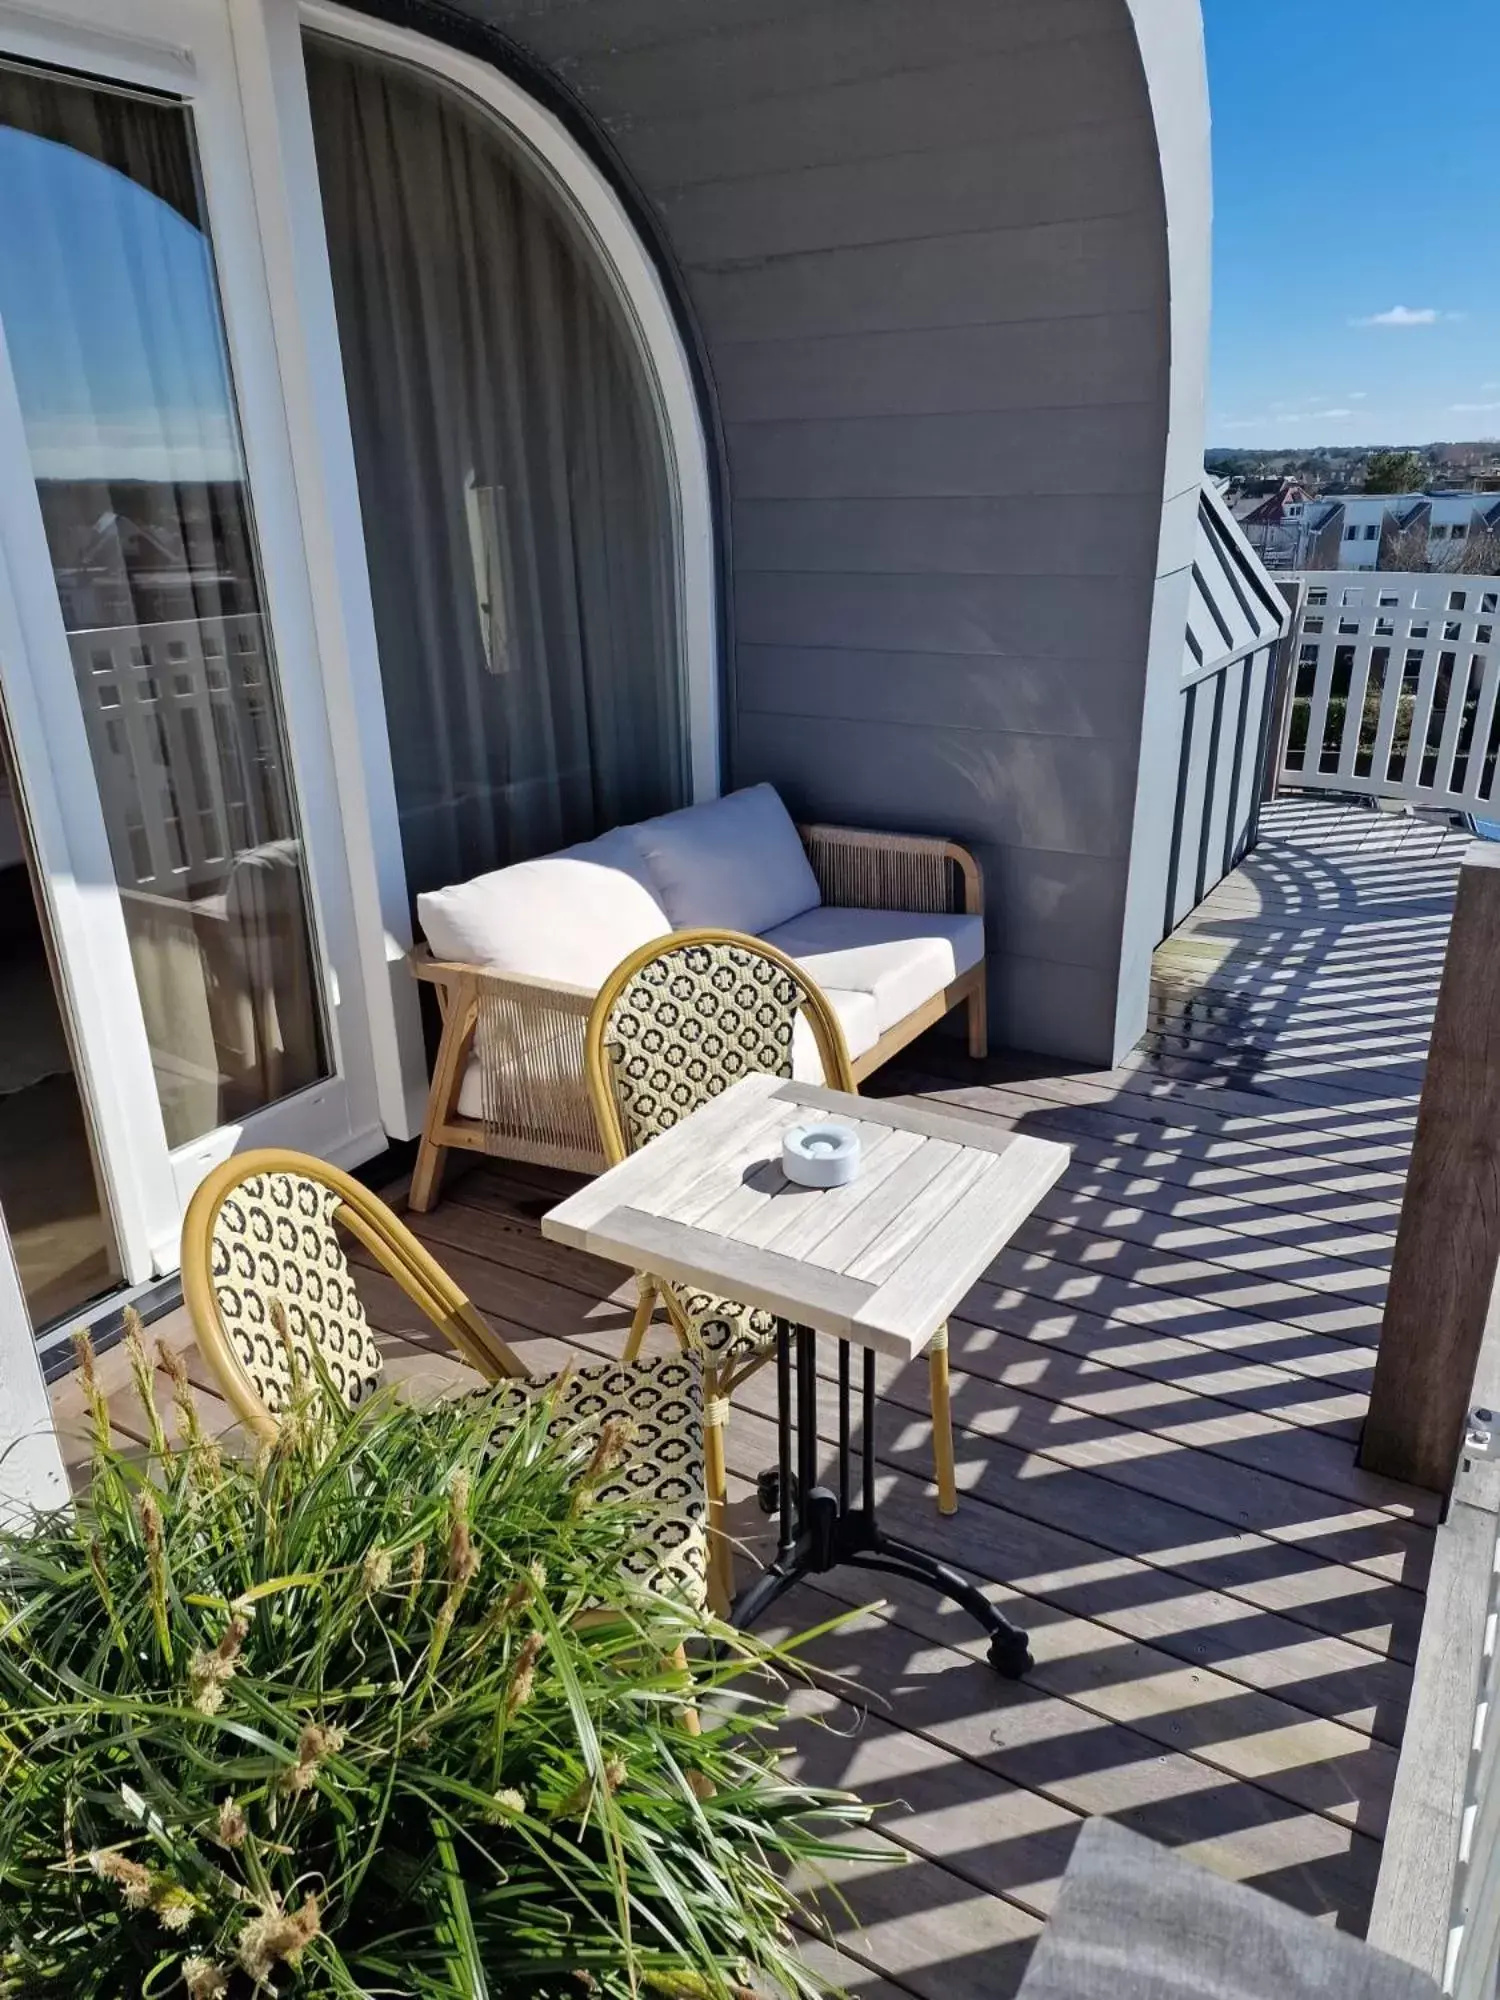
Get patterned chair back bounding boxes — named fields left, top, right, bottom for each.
left=182, top=1150, right=518, bottom=1439
left=584, top=929, right=855, bottom=1164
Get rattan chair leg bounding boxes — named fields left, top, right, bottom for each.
left=623, top=1276, right=658, bottom=1363
left=667, top=1641, right=702, bottom=1737
left=703, top=1375, right=733, bottom=1616
left=929, top=1323, right=959, bottom=1516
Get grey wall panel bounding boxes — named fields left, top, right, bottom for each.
left=519, top=0, right=1123, bottom=114
left=409, top=0, right=1208, bottom=1063
left=732, top=496, right=1164, bottom=580
left=733, top=710, right=1134, bottom=876
left=657, top=121, right=1159, bottom=265
left=1105, top=4, right=1213, bottom=1056
left=996, top=958, right=1125, bottom=1066
left=1162, top=648, right=1277, bottom=938
left=1196, top=667, right=1235, bottom=906
left=737, top=645, right=1153, bottom=740
left=491, top=0, right=1116, bottom=72
left=693, top=218, right=1165, bottom=346
left=734, top=572, right=1152, bottom=663
left=606, top=47, right=1139, bottom=192
left=712, top=314, right=1163, bottom=425
left=725, top=407, right=1165, bottom=502
left=1227, top=648, right=1273, bottom=867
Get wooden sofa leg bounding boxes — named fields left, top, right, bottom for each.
left=409, top=1131, right=448, bottom=1214
left=966, top=972, right=988, bottom=1061
left=409, top=984, right=476, bottom=1214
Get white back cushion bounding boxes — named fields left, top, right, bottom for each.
left=633, top=784, right=822, bottom=935
left=416, top=826, right=669, bottom=988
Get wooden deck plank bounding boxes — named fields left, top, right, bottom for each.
left=46, top=796, right=1458, bottom=1966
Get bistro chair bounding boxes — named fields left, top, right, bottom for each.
left=583, top=930, right=960, bottom=1609
left=180, top=1149, right=708, bottom=1609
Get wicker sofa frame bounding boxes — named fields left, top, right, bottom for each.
left=408, top=821, right=986, bottom=1211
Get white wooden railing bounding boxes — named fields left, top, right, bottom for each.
left=1277, top=572, right=1500, bottom=817
left=68, top=612, right=289, bottom=895
left=1368, top=1287, right=1500, bottom=1998
left=1363, top=843, right=1500, bottom=1996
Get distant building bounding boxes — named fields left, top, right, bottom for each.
left=1233, top=479, right=1342, bottom=571
left=1258, top=491, right=1500, bottom=573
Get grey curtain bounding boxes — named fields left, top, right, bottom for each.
left=303, top=36, right=687, bottom=907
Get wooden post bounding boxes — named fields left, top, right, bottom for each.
left=1361, top=842, right=1500, bottom=1491
left=1259, top=578, right=1304, bottom=805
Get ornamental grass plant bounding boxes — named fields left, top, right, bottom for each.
left=0, top=1318, right=871, bottom=1999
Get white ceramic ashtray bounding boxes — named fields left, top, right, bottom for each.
left=782, top=1121, right=861, bottom=1189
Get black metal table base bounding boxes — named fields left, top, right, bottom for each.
left=729, top=1323, right=1032, bottom=1679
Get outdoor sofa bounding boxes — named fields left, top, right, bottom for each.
left=408, top=783, right=987, bottom=1207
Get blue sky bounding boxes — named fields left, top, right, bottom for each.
left=1205, top=0, right=1500, bottom=449
left=0, top=127, right=240, bottom=481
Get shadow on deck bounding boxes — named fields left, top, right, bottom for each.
left=51, top=796, right=1464, bottom=1999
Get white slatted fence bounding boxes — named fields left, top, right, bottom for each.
left=1279, top=573, right=1500, bottom=817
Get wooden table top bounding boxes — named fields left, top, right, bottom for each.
left=542, top=1075, right=1071, bottom=1359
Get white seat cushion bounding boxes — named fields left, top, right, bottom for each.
left=763, top=905, right=984, bottom=1035
left=792, top=985, right=878, bottom=1080
left=416, top=825, right=669, bottom=987
left=631, top=783, right=822, bottom=936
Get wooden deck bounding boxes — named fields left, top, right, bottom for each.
left=51, top=796, right=1469, bottom=1997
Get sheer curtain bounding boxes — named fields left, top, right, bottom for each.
left=303, top=36, right=687, bottom=907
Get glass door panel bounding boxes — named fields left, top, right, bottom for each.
left=0, top=712, right=123, bottom=1328
left=0, top=59, right=329, bottom=1149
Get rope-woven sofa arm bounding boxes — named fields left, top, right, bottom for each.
left=410, top=950, right=605, bottom=1178
left=797, top=823, right=983, bottom=917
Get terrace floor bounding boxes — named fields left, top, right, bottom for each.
left=51, top=795, right=1469, bottom=1996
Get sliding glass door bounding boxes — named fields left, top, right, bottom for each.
left=0, top=0, right=383, bottom=1332
left=0, top=58, right=330, bottom=1150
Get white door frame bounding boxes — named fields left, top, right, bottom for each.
left=0, top=0, right=387, bottom=1276
left=0, top=1207, right=66, bottom=1518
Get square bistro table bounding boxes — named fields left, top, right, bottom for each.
left=542, top=1073, right=1070, bottom=1677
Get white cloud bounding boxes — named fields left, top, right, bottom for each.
left=1350, top=391, right=1369, bottom=400
left=1352, top=305, right=1441, bottom=326
left=1452, top=401, right=1500, bottom=414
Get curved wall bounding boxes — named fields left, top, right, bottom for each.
left=352, top=0, right=1210, bottom=1061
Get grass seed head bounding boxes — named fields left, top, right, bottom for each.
left=236, top=1893, right=320, bottom=1984
left=89, top=1849, right=153, bottom=1911
left=504, top=1630, right=545, bottom=1717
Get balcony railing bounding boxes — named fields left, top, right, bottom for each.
left=1364, top=840, right=1500, bottom=1997
left=1277, top=572, right=1500, bottom=816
